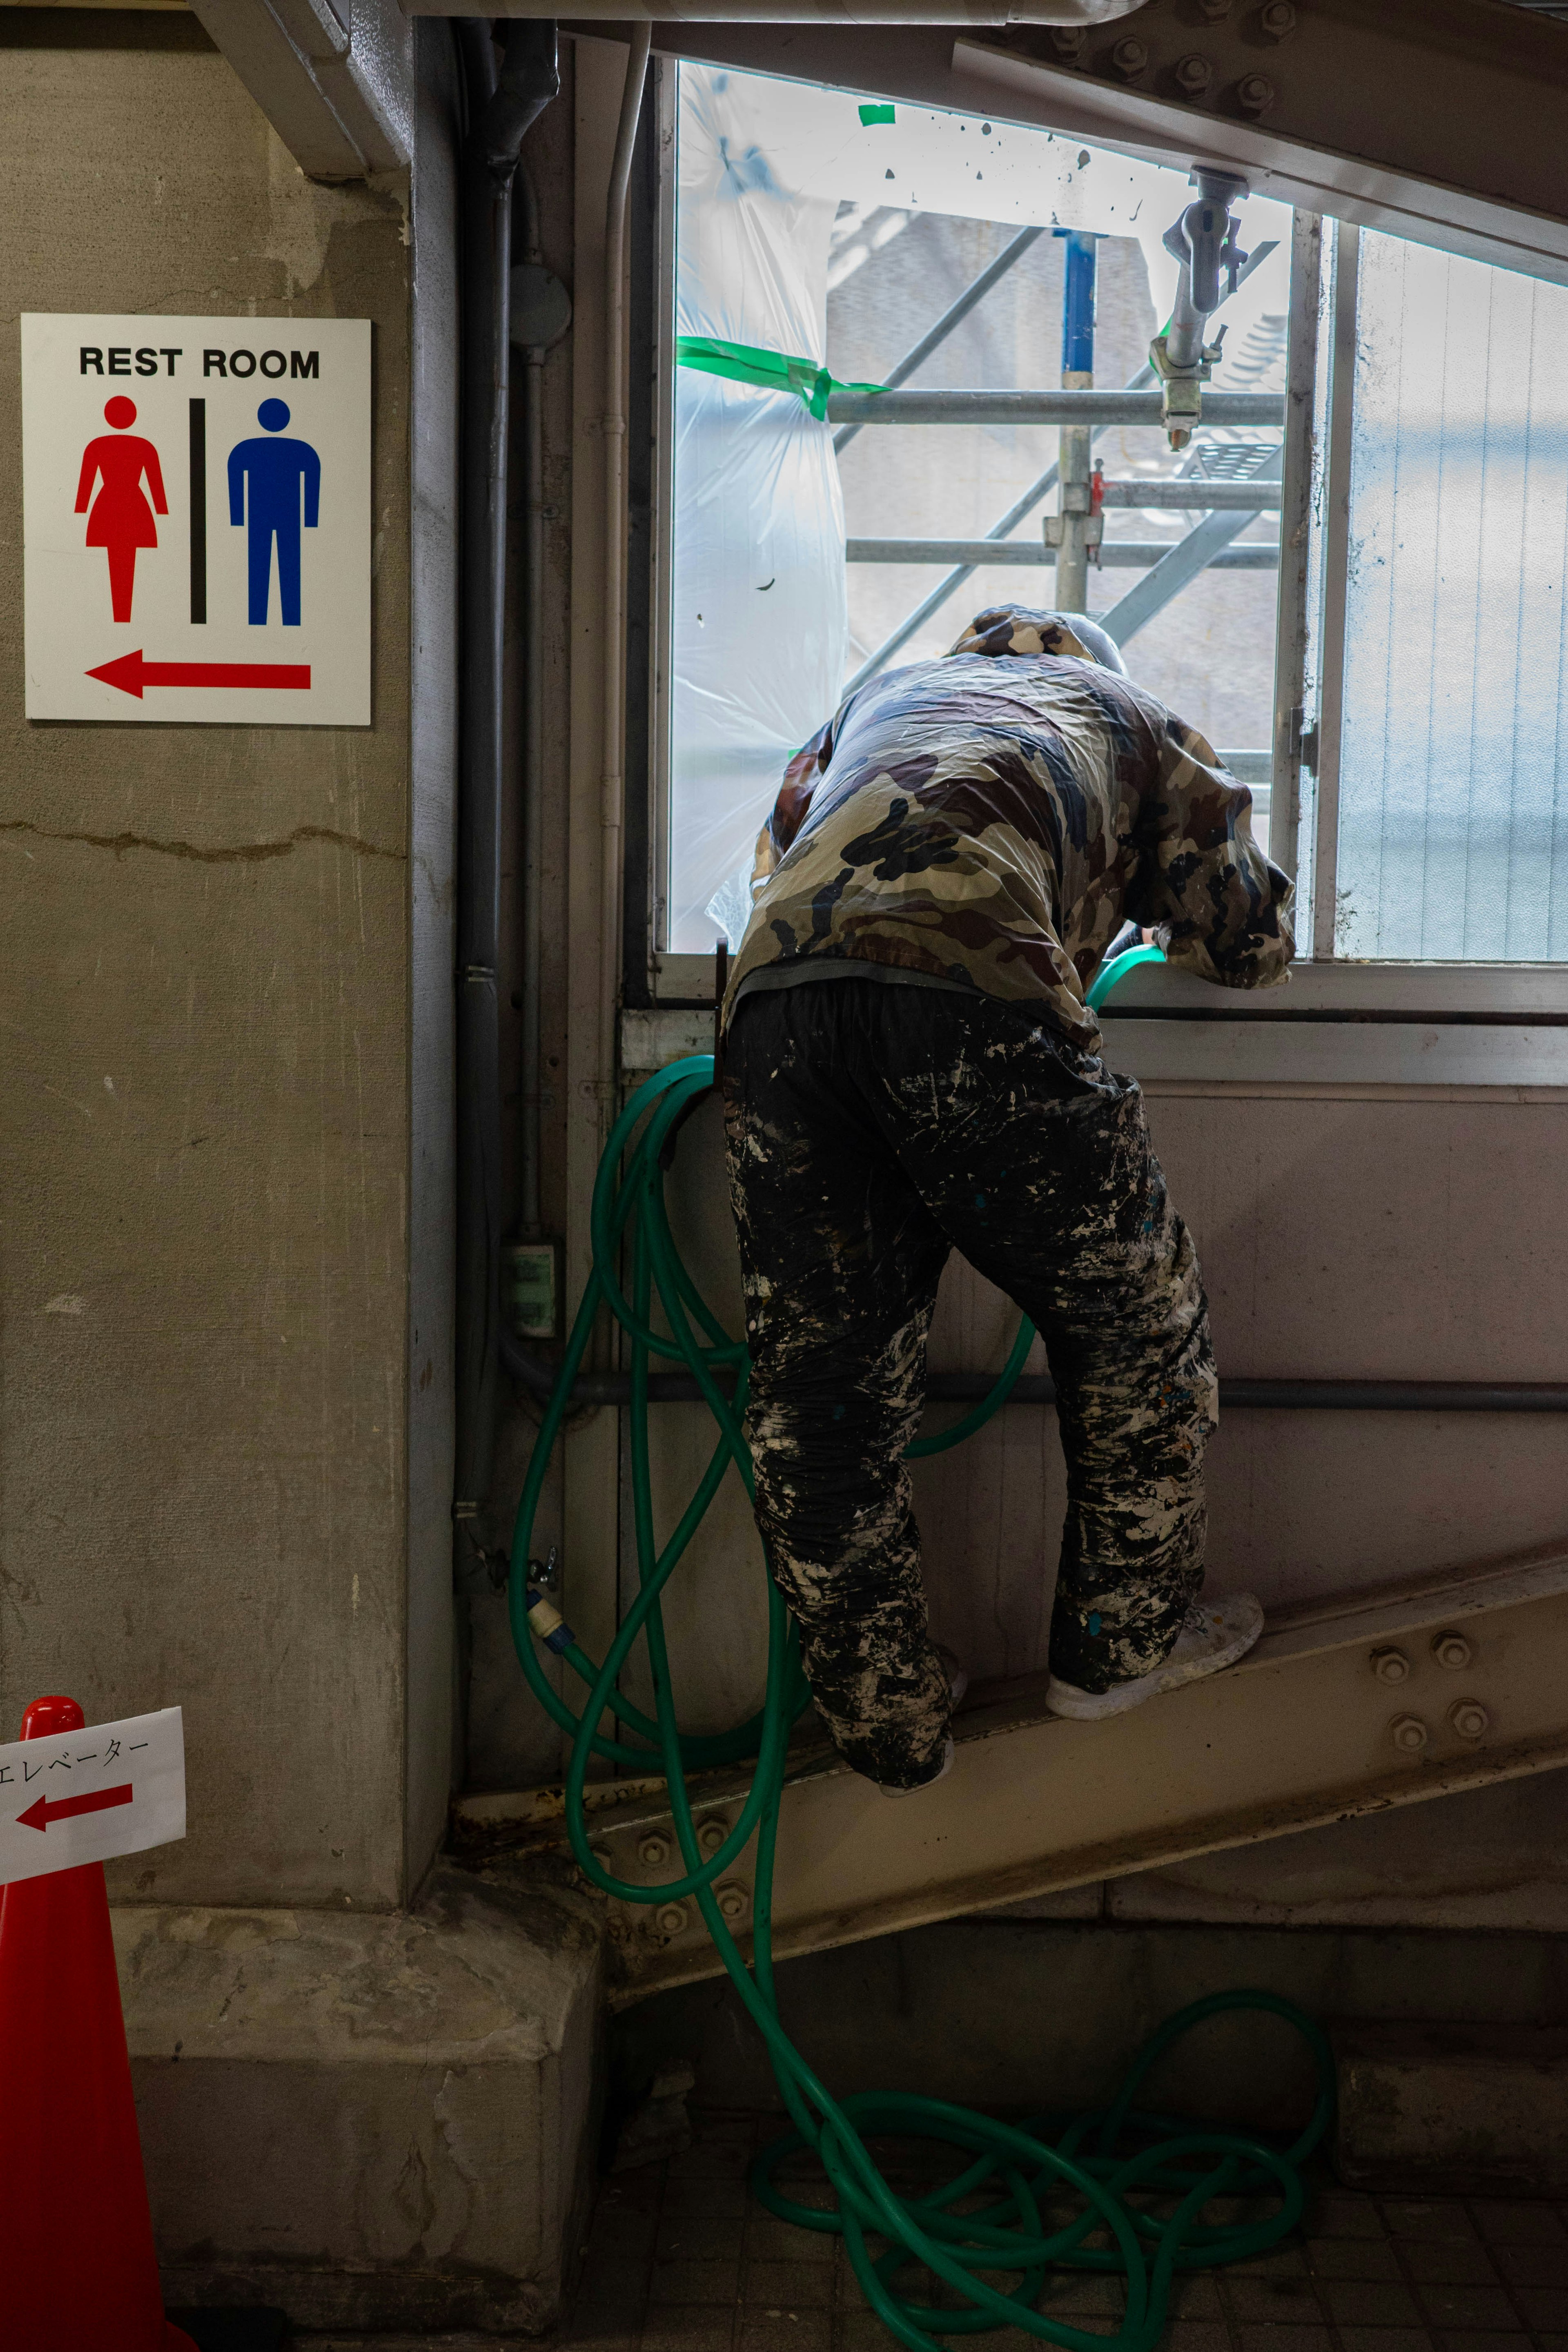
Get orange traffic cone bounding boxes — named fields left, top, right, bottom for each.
left=0, top=1695, right=198, bottom=2351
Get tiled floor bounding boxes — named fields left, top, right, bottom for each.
left=561, top=2109, right=1568, bottom=2352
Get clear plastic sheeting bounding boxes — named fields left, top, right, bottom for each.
left=1336, top=233, right=1568, bottom=960
left=669, top=62, right=1290, bottom=952
left=670, top=69, right=844, bottom=954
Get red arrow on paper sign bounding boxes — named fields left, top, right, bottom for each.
left=17, top=1783, right=134, bottom=1833
left=86, top=650, right=312, bottom=700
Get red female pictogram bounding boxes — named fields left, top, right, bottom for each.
left=74, top=396, right=168, bottom=624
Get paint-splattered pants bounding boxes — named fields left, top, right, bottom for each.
left=723, top=980, right=1218, bottom=1790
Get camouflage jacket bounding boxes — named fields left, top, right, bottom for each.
left=726, top=605, right=1295, bottom=1049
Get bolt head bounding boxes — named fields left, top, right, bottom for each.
left=1371, top=1646, right=1411, bottom=1685
left=1390, top=1714, right=1429, bottom=1754
left=1111, top=36, right=1149, bottom=77
left=655, top=1901, right=689, bottom=1938
left=1049, top=26, right=1085, bottom=56
left=1450, top=1699, right=1490, bottom=1740
left=1176, top=53, right=1214, bottom=93
left=1198, top=0, right=1232, bottom=15
left=638, top=1832, right=672, bottom=1867
left=695, top=1818, right=727, bottom=1857
left=1432, top=1630, right=1473, bottom=1670
left=715, top=1881, right=749, bottom=1922
left=1236, top=72, right=1276, bottom=112
left=1260, top=0, right=1296, bottom=35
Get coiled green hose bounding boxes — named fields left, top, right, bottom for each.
left=508, top=959, right=1332, bottom=2351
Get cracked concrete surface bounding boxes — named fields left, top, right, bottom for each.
left=0, top=10, right=514, bottom=2332
left=0, top=817, right=404, bottom=864
left=1, top=8, right=423, bottom=1923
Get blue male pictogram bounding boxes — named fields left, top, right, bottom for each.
left=227, top=398, right=320, bottom=626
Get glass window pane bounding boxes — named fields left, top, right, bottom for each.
left=665, top=61, right=1291, bottom=956
left=1336, top=232, right=1568, bottom=961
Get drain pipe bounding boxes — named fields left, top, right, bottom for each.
left=454, top=16, right=560, bottom=1522
left=598, top=28, right=653, bottom=1105
left=516, top=167, right=547, bottom=1242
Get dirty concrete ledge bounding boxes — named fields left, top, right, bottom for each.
left=114, top=1864, right=606, bottom=2336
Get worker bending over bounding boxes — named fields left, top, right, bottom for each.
left=721, top=604, right=1294, bottom=1794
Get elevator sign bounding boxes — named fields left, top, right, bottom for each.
left=0, top=1708, right=185, bottom=1889
left=20, top=314, right=370, bottom=725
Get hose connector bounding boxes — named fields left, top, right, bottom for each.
left=526, top=1587, right=577, bottom=1655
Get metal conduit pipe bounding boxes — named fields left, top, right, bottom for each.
left=518, top=162, right=548, bottom=1240
left=453, top=16, right=560, bottom=1520
left=598, top=29, right=654, bottom=1111
left=500, top=1362, right=1568, bottom=1413
left=513, top=158, right=575, bottom=1240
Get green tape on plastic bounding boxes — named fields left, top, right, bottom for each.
left=676, top=335, right=884, bottom=423
left=859, top=102, right=895, bottom=125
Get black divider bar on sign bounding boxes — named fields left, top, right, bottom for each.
left=188, top=399, right=206, bottom=625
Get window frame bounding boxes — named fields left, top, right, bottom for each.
left=633, top=62, right=1568, bottom=1033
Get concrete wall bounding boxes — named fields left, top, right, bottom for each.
left=0, top=18, right=617, bottom=2330
left=0, top=4, right=441, bottom=1906
left=616, top=1911, right=1568, bottom=2132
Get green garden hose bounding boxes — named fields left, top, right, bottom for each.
left=508, top=948, right=1333, bottom=2352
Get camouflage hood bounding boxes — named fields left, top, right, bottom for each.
left=726, top=604, right=1294, bottom=1045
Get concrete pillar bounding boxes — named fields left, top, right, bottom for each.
left=0, top=11, right=601, bottom=2326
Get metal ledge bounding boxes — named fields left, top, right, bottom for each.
left=621, top=1002, right=1568, bottom=1089
left=463, top=1545, right=1568, bottom=2004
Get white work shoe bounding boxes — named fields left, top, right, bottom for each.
left=1045, top=1593, right=1264, bottom=1722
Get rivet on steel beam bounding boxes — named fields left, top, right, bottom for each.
left=639, top=1831, right=673, bottom=1867
left=1432, top=1630, right=1473, bottom=1670
left=656, top=1901, right=690, bottom=1938
left=1236, top=73, right=1276, bottom=113
left=1450, top=1699, right=1490, bottom=1740
left=1175, top=55, right=1214, bottom=95
left=1259, top=0, right=1296, bottom=37
left=1370, top=1646, right=1411, bottom=1685
left=1111, top=36, right=1149, bottom=78
left=715, top=1881, right=750, bottom=1922
left=1390, top=1715, right=1429, bottom=1755
left=695, top=1817, right=728, bottom=1858
left=1049, top=26, right=1085, bottom=58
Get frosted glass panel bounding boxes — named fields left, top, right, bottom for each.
left=1336, top=233, right=1568, bottom=960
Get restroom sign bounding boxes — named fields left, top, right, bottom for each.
left=20, top=315, right=370, bottom=725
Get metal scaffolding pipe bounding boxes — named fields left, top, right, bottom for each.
left=1096, top=478, right=1282, bottom=509
left=837, top=239, right=1279, bottom=694
left=824, top=388, right=1285, bottom=427
left=1052, top=227, right=1098, bottom=611
left=834, top=225, right=1043, bottom=456
left=1101, top=441, right=1285, bottom=645
left=846, top=537, right=1279, bottom=568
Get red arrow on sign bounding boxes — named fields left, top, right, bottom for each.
left=17, top=1783, right=133, bottom=1833
left=86, top=650, right=311, bottom=700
